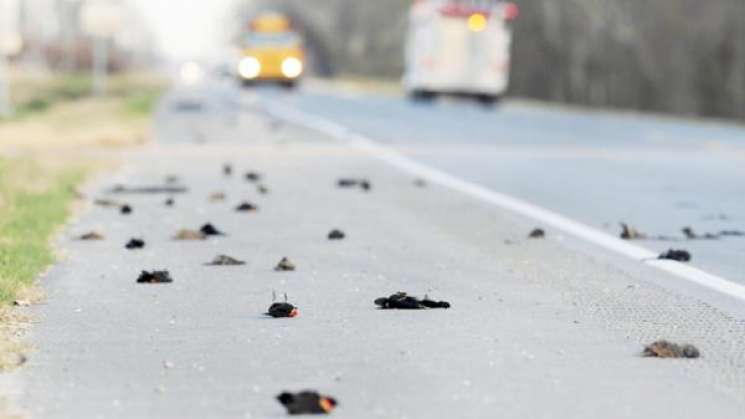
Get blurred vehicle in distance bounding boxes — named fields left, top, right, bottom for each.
left=404, top=0, right=519, bottom=105
left=179, top=61, right=205, bottom=85
left=237, top=12, right=305, bottom=88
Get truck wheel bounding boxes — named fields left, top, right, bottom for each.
left=409, top=90, right=437, bottom=103
left=475, top=94, right=501, bottom=107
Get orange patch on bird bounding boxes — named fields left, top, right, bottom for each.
left=319, top=397, right=336, bottom=413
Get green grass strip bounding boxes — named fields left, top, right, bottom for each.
left=0, top=159, right=85, bottom=303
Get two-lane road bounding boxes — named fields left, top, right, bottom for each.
left=269, top=84, right=745, bottom=283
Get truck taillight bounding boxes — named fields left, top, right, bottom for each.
left=503, top=3, right=520, bottom=21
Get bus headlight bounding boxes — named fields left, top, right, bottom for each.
left=281, top=57, right=303, bottom=79
left=239, top=57, right=261, bottom=79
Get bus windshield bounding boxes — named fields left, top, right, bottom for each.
left=245, top=32, right=301, bottom=48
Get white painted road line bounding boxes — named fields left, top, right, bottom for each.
left=264, top=99, right=745, bottom=304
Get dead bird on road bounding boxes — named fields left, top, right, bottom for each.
left=413, top=178, right=427, bottom=188
left=327, top=229, right=345, bottom=240
left=658, top=249, right=691, bottom=262
left=209, top=192, right=226, bottom=202
left=266, top=292, right=298, bottom=318
left=277, top=391, right=337, bottom=415
left=173, top=229, right=206, bottom=241
left=682, top=226, right=718, bottom=240
left=200, top=223, right=226, bottom=236
left=125, top=238, right=145, bottom=250
left=245, top=171, right=262, bottom=182
left=683, top=226, right=745, bottom=240
left=720, top=229, right=745, bottom=237
left=643, top=340, right=700, bottom=359
left=266, top=302, right=299, bottom=318
left=94, top=198, right=123, bottom=208
left=78, top=231, right=104, bottom=241
left=528, top=228, right=545, bottom=239
left=337, top=178, right=372, bottom=191
left=136, top=270, right=173, bottom=284
left=109, top=184, right=188, bottom=194
left=620, top=223, right=647, bottom=240
left=205, top=255, right=245, bottom=266
left=375, top=292, right=451, bottom=309
left=274, top=257, right=296, bottom=271
left=235, top=202, right=258, bottom=212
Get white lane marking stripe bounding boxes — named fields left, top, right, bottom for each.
left=265, top=101, right=745, bottom=303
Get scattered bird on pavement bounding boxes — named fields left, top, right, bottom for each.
left=93, top=198, right=123, bottom=208
left=266, top=292, right=298, bottom=318
left=200, top=223, right=225, bottom=236
left=337, top=178, right=372, bottom=191
left=125, top=238, right=146, bottom=250
left=374, top=292, right=451, bottom=309
left=165, top=197, right=175, bottom=207
left=413, top=179, right=427, bottom=188
left=173, top=229, right=206, bottom=241
left=620, top=223, right=646, bottom=240
left=275, top=257, right=296, bottom=271
left=78, top=232, right=104, bottom=241
left=682, top=226, right=718, bottom=240
left=235, top=202, right=258, bottom=212
left=720, top=229, right=745, bottom=237
left=110, top=184, right=188, bottom=194
left=658, top=249, right=691, bottom=262
left=120, top=205, right=133, bottom=215
left=682, top=226, right=745, bottom=240
left=528, top=228, right=545, bottom=239
left=267, top=302, right=299, bottom=318
left=209, top=192, right=226, bottom=202
left=205, top=255, right=245, bottom=266
left=277, top=391, right=337, bottom=415
left=245, top=171, right=262, bottom=182
left=643, top=340, right=700, bottom=359
left=223, top=163, right=233, bottom=177
left=257, top=185, right=270, bottom=194
left=328, top=229, right=345, bottom=240
left=136, top=270, right=173, bottom=284
left=165, top=175, right=180, bottom=184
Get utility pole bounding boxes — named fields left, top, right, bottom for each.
left=0, top=32, right=23, bottom=118
left=79, top=0, right=121, bottom=96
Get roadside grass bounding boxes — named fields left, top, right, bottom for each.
left=6, top=72, right=165, bottom=121
left=0, top=72, right=162, bottom=389
left=0, top=72, right=164, bottom=304
left=0, top=72, right=163, bottom=376
left=0, top=159, right=85, bottom=304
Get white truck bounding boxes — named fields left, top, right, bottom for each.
left=403, top=0, right=519, bottom=105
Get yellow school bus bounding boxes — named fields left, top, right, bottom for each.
left=238, top=13, right=305, bottom=87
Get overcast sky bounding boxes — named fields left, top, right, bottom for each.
left=133, top=0, right=238, bottom=60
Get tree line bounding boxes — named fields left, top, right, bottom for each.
left=236, top=0, right=745, bottom=120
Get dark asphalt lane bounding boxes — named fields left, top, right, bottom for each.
left=266, top=85, right=745, bottom=283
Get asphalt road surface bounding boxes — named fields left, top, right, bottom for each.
left=276, top=84, right=745, bottom=284
left=7, top=80, right=745, bottom=418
